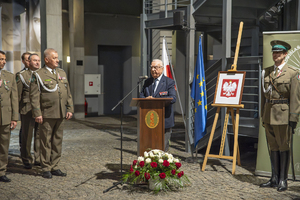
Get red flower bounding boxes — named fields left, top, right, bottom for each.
left=144, top=172, right=151, bottom=180
left=150, top=162, right=157, bottom=168
left=133, top=160, right=138, bottom=166
left=175, top=162, right=181, bottom=169
left=162, top=160, right=170, bottom=167
left=171, top=169, right=176, bottom=175
left=130, top=165, right=134, bottom=173
left=139, top=161, right=145, bottom=168
left=159, top=172, right=166, bottom=179
left=177, top=171, right=184, bottom=178
left=135, top=170, right=140, bottom=176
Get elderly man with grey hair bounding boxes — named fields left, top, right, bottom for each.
left=139, top=59, right=176, bottom=151
left=30, top=48, right=74, bottom=179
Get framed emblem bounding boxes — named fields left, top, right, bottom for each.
left=145, top=110, right=159, bottom=129
left=214, top=71, right=246, bottom=105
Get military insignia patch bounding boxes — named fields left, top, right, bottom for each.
left=45, top=79, right=51, bottom=81
left=145, top=110, right=159, bottom=129
left=16, top=76, right=19, bottom=82
left=298, top=74, right=300, bottom=80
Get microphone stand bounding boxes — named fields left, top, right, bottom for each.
left=103, top=78, right=145, bottom=193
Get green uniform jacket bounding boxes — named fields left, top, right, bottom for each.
left=16, top=70, right=33, bottom=115
left=30, top=67, right=74, bottom=118
left=261, top=64, right=300, bottom=125
left=0, top=70, right=19, bottom=125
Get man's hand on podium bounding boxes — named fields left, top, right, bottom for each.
left=146, top=96, right=154, bottom=99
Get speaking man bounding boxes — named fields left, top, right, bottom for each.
left=16, top=54, right=41, bottom=169
left=30, top=48, right=74, bottom=179
left=139, top=59, right=176, bottom=151
left=260, top=40, right=300, bottom=191
left=0, top=50, right=18, bottom=182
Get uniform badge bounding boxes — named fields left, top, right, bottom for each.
left=298, top=74, right=300, bottom=80
left=0, top=80, right=2, bottom=87
left=16, top=76, right=19, bottom=82
left=159, top=91, right=168, bottom=96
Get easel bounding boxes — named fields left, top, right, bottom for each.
left=201, top=22, right=244, bottom=175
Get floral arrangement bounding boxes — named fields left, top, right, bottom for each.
left=122, top=149, right=190, bottom=192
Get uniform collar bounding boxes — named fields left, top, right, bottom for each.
left=274, top=62, right=285, bottom=72
left=45, top=65, right=56, bottom=74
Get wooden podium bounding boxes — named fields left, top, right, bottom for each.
left=130, top=98, right=173, bottom=156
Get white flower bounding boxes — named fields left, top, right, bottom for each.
left=153, top=149, right=160, bottom=154
left=168, top=158, right=173, bottom=163
left=159, top=159, right=163, bottom=163
left=157, top=152, right=162, bottom=158
left=146, top=158, right=151, bottom=163
left=168, top=154, right=173, bottom=160
left=138, top=156, right=144, bottom=162
left=174, top=158, right=179, bottom=163
left=149, top=152, right=154, bottom=158
left=134, top=165, right=137, bottom=169
left=144, top=152, right=149, bottom=158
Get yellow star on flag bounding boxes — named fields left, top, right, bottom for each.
left=198, top=81, right=203, bottom=87
left=202, top=77, right=205, bottom=82
left=197, top=74, right=199, bottom=79
left=195, top=108, right=197, bottom=113
left=197, top=100, right=202, bottom=106
left=200, top=91, right=204, bottom=97
left=205, top=105, right=207, bottom=110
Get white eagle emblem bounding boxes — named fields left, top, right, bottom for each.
left=222, top=81, right=237, bottom=97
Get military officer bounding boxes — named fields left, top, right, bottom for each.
left=30, top=48, right=73, bottom=179
left=18, top=52, right=31, bottom=150
left=0, top=50, right=18, bottom=182
left=16, top=54, right=41, bottom=169
left=260, top=40, right=300, bottom=192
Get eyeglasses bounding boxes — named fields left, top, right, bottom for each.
left=150, top=66, right=163, bottom=70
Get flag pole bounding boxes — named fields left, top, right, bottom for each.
left=164, top=36, right=195, bottom=159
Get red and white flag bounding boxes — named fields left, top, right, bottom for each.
left=162, top=37, right=173, bottom=79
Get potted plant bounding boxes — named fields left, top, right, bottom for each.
left=122, top=149, right=190, bottom=193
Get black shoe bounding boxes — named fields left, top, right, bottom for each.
left=42, top=171, right=52, bottom=179
left=0, top=175, right=11, bottom=182
left=51, top=169, right=67, bottom=177
left=260, top=179, right=278, bottom=188
left=24, top=163, right=32, bottom=169
left=278, top=180, right=288, bottom=192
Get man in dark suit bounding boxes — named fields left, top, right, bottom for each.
left=139, top=59, right=176, bottom=151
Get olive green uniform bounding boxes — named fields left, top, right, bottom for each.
left=0, top=70, right=18, bottom=176
left=16, top=69, right=40, bottom=165
left=30, top=66, right=73, bottom=172
left=261, top=64, right=300, bottom=151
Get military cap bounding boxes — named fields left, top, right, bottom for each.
left=270, top=40, right=291, bottom=52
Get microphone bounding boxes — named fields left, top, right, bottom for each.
left=139, top=75, right=148, bottom=79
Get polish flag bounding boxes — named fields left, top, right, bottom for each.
left=162, top=37, right=174, bottom=79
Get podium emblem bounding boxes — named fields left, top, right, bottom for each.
left=145, top=110, right=159, bottom=129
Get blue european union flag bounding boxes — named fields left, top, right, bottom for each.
left=191, top=37, right=207, bottom=147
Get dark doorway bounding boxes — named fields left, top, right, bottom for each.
left=98, top=45, right=131, bottom=115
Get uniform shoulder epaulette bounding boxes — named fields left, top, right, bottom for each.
left=19, top=70, right=26, bottom=74
left=2, top=69, right=14, bottom=75
left=57, top=68, right=65, bottom=72
left=287, top=65, right=298, bottom=71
